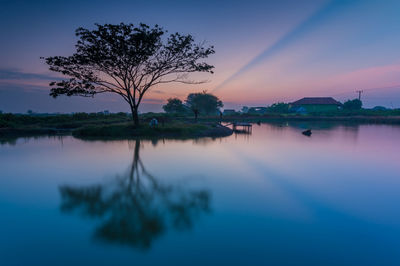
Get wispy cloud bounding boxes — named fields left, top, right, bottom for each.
left=151, top=90, right=165, bottom=94
left=0, top=68, right=63, bottom=90
left=0, top=68, right=60, bottom=81
left=212, top=0, right=355, bottom=92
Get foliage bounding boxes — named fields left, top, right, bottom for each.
left=247, top=107, right=267, bottom=115
left=162, top=98, right=189, bottom=114
left=343, top=99, right=362, bottom=110
left=185, top=91, right=223, bottom=115
left=43, top=23, right=215, bottom=125
left=266, top=102, right=289, bottom=113
left=0, top=113, right=130, bottom=130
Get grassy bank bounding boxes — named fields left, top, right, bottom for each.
left=2, top=109, right=400, bottom=139
left=72, top=122, right=232, bottom=139
left=0, top=113, right=232, bottom=139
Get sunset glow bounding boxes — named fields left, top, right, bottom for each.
left=1, top=0, right=400, bottom=112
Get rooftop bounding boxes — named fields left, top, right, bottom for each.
left=291, top=97, right=342, bottom=106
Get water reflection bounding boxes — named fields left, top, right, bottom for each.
left=264, top=121, right=360, bottom=140
left=0, top=135, right=66, bottom=146
left=59, top=139, right=211, bottom=250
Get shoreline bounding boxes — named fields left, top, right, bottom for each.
left=217, top=115, right=400, bottom=124
left=0, top=123, right=233, bottom=140
left=2, top=115, right=400, bottom=140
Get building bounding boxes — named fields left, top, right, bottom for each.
left=290, top=97, right=342, bottom=113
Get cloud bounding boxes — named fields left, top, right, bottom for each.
left=0, top=83, right=165, bottom=113
left=0, top=68, right=61, bottom=81
left=151, top=90, right=165, bottom=94
left=212, top=0, right=356, bottom=92
left=142, top=98, right=165, bottom=104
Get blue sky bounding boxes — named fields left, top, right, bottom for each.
left=1, top=0, right=400, bottom=113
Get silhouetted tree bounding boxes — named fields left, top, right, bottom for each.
left=59, top=140, right=211, bottom=249
left=343, top=99, right=362, bottom=110
left=43, top=23, right=215, bottom=126
left=241, top=106, right=249, bottom=113
left=186, top=91, right=223, bottom=121
left=266, top=102, right=289, bottom=113
left=162, top=98, right=188, bottom=114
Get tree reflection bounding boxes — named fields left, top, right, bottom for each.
left=59, top=140, right=211, bottom=250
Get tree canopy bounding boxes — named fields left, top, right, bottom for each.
left=162, top=98, right=188, bottom=114
left=266, top=102, right=289, bottom=113
left=343, top=99, right=362, bottom=110
left=186, top=91, right=223, bottom=116
left=43, top=23, right=215, bottom=126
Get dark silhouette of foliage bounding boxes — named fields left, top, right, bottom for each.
left=162, top=98, right=188, bottom=114
left=266, top=102, right=289, bottom=113
left=59, top=140, right=211, bottom=249
left=343, top=99, right=362, bottom=110
left=186, top=91, right=223, bottom=121
left=43, top=23, right=215, bottom=126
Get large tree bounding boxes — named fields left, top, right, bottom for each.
left=43, top=23, right=215, bottom=126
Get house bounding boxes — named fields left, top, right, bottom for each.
left=290, top=97, right=342, bottom=113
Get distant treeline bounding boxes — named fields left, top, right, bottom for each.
left=0, top=112, right=130, bottom=129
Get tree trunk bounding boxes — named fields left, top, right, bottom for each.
left=194, top=109, right=198, bottom=123
left=131, top=106, right=140, bottom=127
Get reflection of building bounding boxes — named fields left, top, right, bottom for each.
left=290, top=97, right=342, bottom=113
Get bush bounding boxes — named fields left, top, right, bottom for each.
left=343, top=99, right=362, bottom=110
left=266, top=102, right=289, bottom=113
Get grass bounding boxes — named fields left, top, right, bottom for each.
left=0, top=113, right=230, bottom=138
left=0, top=112, right=131, bottom=130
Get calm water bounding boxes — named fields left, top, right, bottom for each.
left=1, top=122, right=400, bottom=265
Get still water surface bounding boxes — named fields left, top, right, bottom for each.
left=1, top=122, right=400, bottom=265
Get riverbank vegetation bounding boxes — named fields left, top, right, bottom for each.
left=0, top=112, right=232, bottom=138
left=2, top=107, right=400, bottom=138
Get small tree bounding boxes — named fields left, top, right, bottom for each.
left=162, top=98, right=188, bottom=114
left=266, top=102, right=289, bottom=113
left=186, top=91, right=223, bottom=121
left=343, top=99, right=362, bottom=110
left=43, top=23, right=215, bottom=126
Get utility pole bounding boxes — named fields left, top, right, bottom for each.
left=356, top=90, right=363, bottom=100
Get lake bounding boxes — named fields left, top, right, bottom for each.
left=1, top=122, right=400, bottom=265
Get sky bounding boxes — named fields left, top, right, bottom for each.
left=1, top=0, right=400, bottom=113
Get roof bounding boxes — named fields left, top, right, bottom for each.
left=291, top=97, right=342, bottom=106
